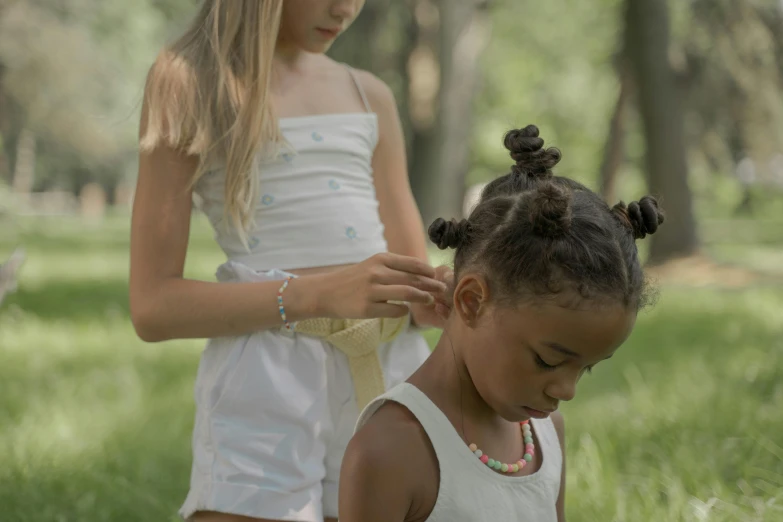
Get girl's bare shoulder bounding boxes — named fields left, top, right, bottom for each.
left=341, top=400, right=440, bottom=521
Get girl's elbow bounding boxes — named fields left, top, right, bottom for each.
left=130, top=296, right=166, bottom=343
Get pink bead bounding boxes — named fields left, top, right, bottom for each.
left=480, top=455, right=489, bottom=464
left=520, top=420, right=529, bottom=425
left=526, top=443, right=535, bottom=453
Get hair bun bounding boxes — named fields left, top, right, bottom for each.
left=613, top=196, right=665, bottom=239
left=504, top=125, right=562, bottom=180
left=529, top=183, right=572, bottom=237
left=428, top=218, right=471, bottom=250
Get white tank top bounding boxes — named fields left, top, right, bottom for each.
left=356, top=383, right=562, bottom=521
left=195, top=67, right=388, bottom=271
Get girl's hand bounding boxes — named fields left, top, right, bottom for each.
left=410, top=265, right=454, bottom=329
left=312, top=253, right=447, bottom=319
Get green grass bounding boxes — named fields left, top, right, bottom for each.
left=1, top=213, right=782, bottom=521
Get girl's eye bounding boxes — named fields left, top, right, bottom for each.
left=579, top=365, right=594, bottom=377
left=534, top=354, right=558, bottom=371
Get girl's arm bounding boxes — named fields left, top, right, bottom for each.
left=339, top=407, right=429, bottom=522
left=130, top=95, right=315, bottom=342
left=130, top=80, right=444, bottom=343
left=552, top=411, right=567, bottom=522
left=359, top=71, right=449, bottom=328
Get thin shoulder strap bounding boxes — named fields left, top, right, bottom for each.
left=344, top=65, right=373, bottom=113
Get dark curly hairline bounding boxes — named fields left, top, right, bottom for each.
left=454, top=232, right=659, bottom=313
left=431, top=124, right=664, bottom=314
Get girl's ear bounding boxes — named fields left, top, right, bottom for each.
left=453, top=273, right=491, bottom=327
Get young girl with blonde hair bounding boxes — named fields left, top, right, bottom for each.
left=130, top=1, right=449, bottom=520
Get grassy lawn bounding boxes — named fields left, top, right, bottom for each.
left=0, top=213, right=782, bottom=521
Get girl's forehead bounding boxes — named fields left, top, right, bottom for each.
left=494, top=301, right=637, bottom=359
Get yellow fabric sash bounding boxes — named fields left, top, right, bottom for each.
left=294, top=315, right=408, bottom=410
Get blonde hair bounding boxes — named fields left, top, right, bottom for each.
left=140, top=0, right=285, bottom=242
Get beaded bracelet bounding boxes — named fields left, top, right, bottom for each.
left=277, top=276, right=295, bottom=331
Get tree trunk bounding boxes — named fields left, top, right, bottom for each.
left=599, top=56, right=632, bottom=203
left=408, top=0, right=491, bottom=224
left=12, top=127, right=35, bottom=195
left=406, top=0, right=441, bottom=220
left=0, top=63, right=11, bottom=185
left=625, top=0, right=699, bottom=263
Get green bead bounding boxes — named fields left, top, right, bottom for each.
left=512, top=464, right=519, bottom=472
left=524, top=435, right=533, bottom=444
left=501, top=463, right=509, bottom=472
left=487, top=458, right=495, bottom=467
left=494, top=461, right=502, bottom=470
left=524, top=453, right=533, bottom=462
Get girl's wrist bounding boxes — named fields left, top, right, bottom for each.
left=276, top=275, right=323, bottom=323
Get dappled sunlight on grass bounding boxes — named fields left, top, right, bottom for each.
left=1, top=214, right=781, bottom=521
left=0, top=315, right=199, bottom=522
left=560, top=287, right=783, bottom=521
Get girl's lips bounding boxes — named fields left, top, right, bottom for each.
left=316, top=28, right=340, bottom=39
left=523, top=406, right=552, bottom=419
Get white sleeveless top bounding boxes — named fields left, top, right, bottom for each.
left=356, top=383, right=562, bottom=521
left=195, top=68, right=388, bottom=271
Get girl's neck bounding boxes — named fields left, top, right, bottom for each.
left=274, top=39, right=310, bottom=69
left=410, top=330, right=508, bottom=431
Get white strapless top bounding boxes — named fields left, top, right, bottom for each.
left=195, top=68, right=388, bottom=271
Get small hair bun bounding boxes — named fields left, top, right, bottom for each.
left=428, top=217, right=471, bottom=250
left=612, top=196, right=665, bottom=239
left=504, top=125, right=562, bottom=180
left=529, top=182, right=572, bottom=238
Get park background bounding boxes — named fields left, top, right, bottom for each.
left=1, top=1, right=782, bottom=520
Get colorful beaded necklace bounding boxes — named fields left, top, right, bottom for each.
left=468, top=420, right=535, bottom=474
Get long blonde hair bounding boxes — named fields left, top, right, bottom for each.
left=140, top=0, right=284, bottom=241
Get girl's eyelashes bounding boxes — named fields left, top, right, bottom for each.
left=534, top=352, right=595, bottom=375
left=534, top=353, right=559, bottom=371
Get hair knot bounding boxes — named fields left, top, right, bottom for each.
left=504, top=125, right=562, bottom=180
left=612, top=196, right=665, bottom=239
left=529, top=182, right=572, bottom=238
left=428, top=218, right=472, bottom=250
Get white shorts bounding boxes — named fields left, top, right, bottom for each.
left=179, top=264, right=431, bottom=521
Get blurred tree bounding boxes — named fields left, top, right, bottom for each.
left=598, top=46, right=633, bottom=203
left=407, top=0, right=492, bottom=224
left=0, top=0, right=192, bottom=198
left=331, top=0, right=492, bottom=223
left=471, top=0, right=625, bottom=195
left=626, top=0, right=699, bottom=263
left=678, top=0, right=783, bottom=215
left=2, top=0, right=780, bottom=232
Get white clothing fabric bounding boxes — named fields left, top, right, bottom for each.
left=179, top=264, right=431, bottom=521
left=180, top=65, right=432, bottom=520
left=356, top=383, right=563, bottom=521
left=194, top=68, right=386, bottom=271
